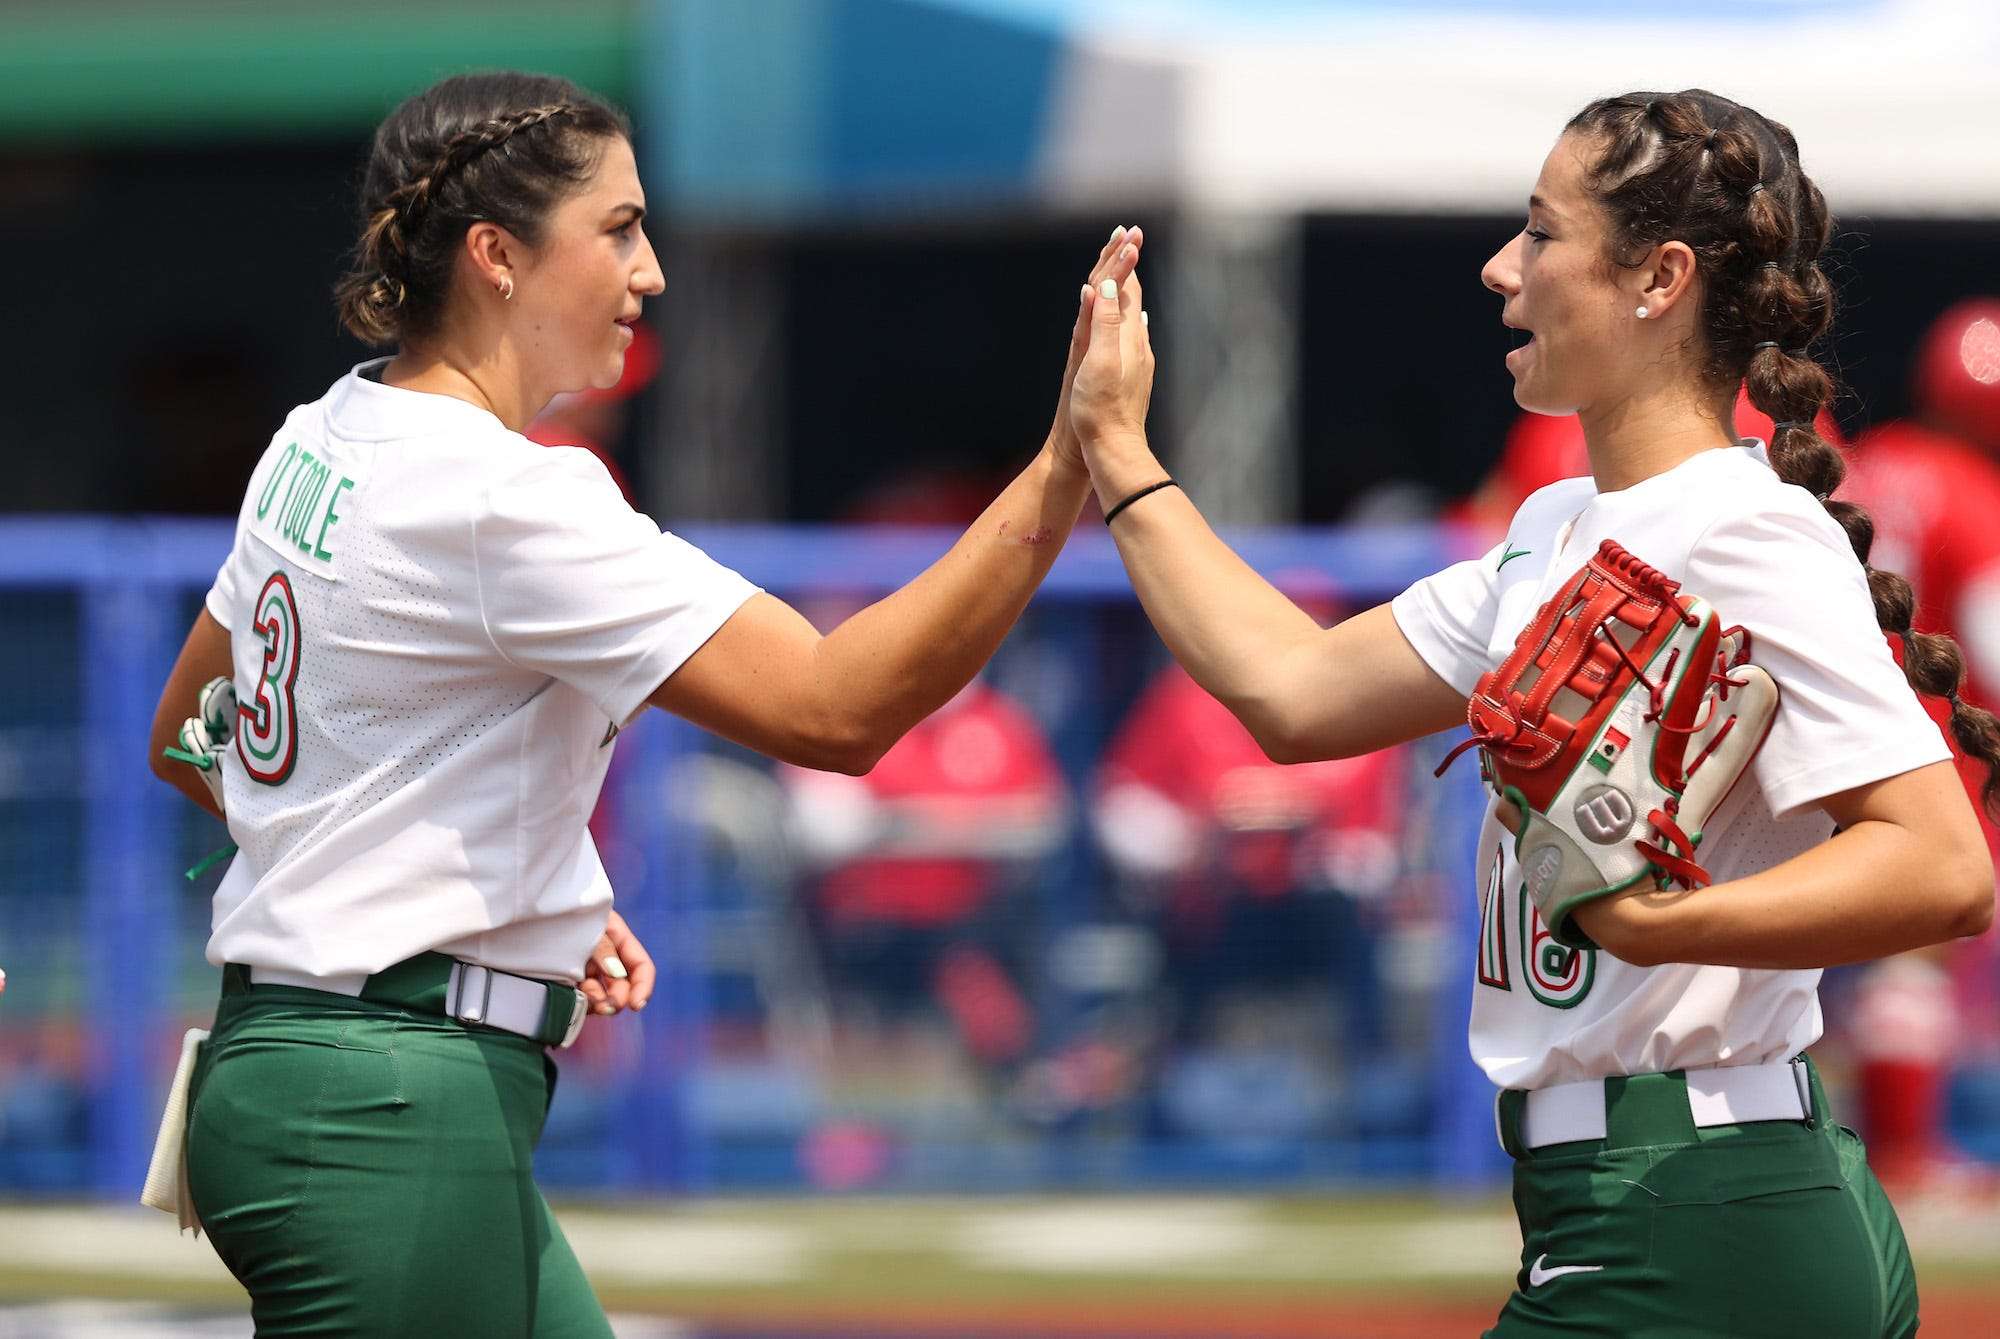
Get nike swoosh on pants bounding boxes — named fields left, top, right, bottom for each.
left=1527, top=1253, right=1604, bottom=1288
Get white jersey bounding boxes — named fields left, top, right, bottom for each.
left=1393, top=441, right=1948, bottom=1089
left=202, top=359, right=759, bottom=981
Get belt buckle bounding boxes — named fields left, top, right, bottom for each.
left=559, top=988, right=587, bottom=1049
left=451, top=963, right=496, bottom=1026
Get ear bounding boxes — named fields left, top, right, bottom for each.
left=463, top=221, right=522, bottom=296
left=1636, top=240, right=1698, bottom=319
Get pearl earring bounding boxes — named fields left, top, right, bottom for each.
left=1634, top=306, right=1649, bottom=319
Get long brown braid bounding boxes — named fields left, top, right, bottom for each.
left=334, top=73, right=629, bottom=344
left=1567, top=89, right=2000, bottom=816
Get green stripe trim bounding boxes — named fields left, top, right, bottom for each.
left=0, top=2, right=636, bottom=145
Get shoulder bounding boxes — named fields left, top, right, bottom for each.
left=1694, top=450, right=1857, bottom=568
left=475, top=437, right=629, bottom=520
left=1510, top=476, right=1596, bottom=538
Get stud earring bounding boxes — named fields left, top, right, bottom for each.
left=1634, top=306, right=1649, bottom=319
left=498, top=276, right=514, bottom=301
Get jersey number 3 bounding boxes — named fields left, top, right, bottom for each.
left=237, top=570, right=302, bottom=785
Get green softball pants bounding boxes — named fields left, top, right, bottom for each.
left=1485, top=1058, right=1919, bottom=1339
left=186, top=975, right=613, bottom=1338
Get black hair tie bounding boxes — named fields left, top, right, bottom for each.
left=1747, top=183, right=1767, bottom=198
left=1753, top=341, right=1781, bottom=353
left=1761, top=261, right=1783, bottom=272
left=1104, top=478, right=1178, bottom=525
left=1774, top=419, right=1810, bottom=433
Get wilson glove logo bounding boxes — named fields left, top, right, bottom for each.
left=1574, top=786, right=1636, bottom=843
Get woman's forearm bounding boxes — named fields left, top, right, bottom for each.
left=815, top=444, right=1092, bottom=757
left=1088, top=433, right=1336, bottom=739
left=1578, top=815, right=1995, bottom=969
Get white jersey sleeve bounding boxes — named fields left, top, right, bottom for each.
left=204, top=559, right=243, bottom=633
left=1684, top=501, right=1950, bottom=819
left=471, top=448, right=760, bottom=727
left=1389, top=540, right=1507, bottom=697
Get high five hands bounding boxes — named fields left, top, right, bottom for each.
left=1047, top=225, right=1155, bottom=478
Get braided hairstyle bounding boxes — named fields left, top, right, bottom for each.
left=334, top=72, right=630, bottom=345
left=1567, top=89, right=2000, bottom=816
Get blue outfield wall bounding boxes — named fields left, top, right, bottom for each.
left=0, top=515, right=1508, bottom=1198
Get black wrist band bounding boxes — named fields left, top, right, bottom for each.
left=1104, top=478, right=1177, bottom=525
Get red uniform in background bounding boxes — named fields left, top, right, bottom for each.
left=1094, top=663, right=1405, bottom=1048
left=1443, top=410, right=1592, bottom=538
left=1829, top=301, right=2000, bottom=1186
left=785, top=682, right=1065, bottom=1067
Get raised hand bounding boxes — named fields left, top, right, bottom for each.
left=1068, top=243, right=1155, bottom=461
left=1046, top=225, right=1144, bottom=476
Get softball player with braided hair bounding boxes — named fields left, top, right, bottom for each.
left=1067, top=89, right=1996, bottom=1337
left=146, top=70, right=1141, bottom=1336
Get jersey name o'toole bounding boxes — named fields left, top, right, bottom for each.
left=253, top=440, right=355, bottom=569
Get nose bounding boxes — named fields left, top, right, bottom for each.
left=1482, top=234, right=1521, bottom=298
left=634, top=232, right=665, bottom=298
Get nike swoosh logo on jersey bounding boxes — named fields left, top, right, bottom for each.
left=1497, top=544, right=1533, bottom=571
left=1527, top=1254, right=1604, bottom=1288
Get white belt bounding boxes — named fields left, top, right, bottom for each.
left=247, top=962, right=587, bottom=1049
left=1512, top=1058, right=1812, bottom=1150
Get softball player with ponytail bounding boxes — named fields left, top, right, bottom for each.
left=146, top=71, right=1140, bottom=1336
left=1068, top=89, right=1996, bottom=1337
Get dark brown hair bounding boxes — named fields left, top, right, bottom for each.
left=1568, top=89, right=2000, bottom=815
left=334, top=71, right=630, bottom=345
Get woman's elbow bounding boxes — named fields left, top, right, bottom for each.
left=1249, top=722, right=1307, bottom=766
left=1235, top=694, right=1319, bottom=766
left=794, top=714, right=889, bottom=777
left=822, top=741, right=885, bottom=777
left=1948, top=852, right=1996, bottom=940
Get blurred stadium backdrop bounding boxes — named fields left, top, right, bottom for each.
left=3, top=1, right=1999, bottom=1335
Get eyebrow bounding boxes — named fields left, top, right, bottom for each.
left=1528, top=193, right=1565, bottom=220
left=607, top=203, right=646, bottom=224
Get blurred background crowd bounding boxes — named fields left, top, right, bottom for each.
left=3, top=0, right=1999, bottom=1217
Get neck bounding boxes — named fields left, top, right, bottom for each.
left=1578, top=380, right=1736, bottom=493
left=381, top=333, right=548, bottom=434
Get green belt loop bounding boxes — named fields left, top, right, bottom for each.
left=1798, top=1052, right=1824, bottom=1131
left=1605, top=1071, right=1700, bottom=1149
left=537, top=986, right=580, bottom=1047
left=1496, top=1088, right=1530, bottom=1159
left=358, top=952, right=456, bottom=1015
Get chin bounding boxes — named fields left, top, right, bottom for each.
left=1513, top=380, right=1579, bottom=417
left=590, top=349, right=627, bottom=392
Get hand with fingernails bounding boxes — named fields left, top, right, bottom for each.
left=1044, top=225, right=1146, bottom=477
left=580, top=908, right=655, bottom=1016
left=1066, top=228, right=1156, bottom=461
